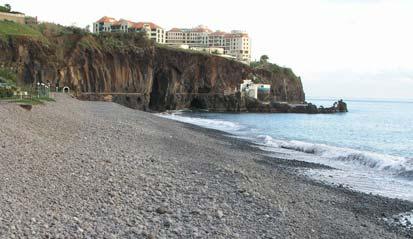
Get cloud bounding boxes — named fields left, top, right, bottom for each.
left=304, top=69, right=413, bottom=99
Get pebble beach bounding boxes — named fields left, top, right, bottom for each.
left=0, top=94, right=412, bottom=238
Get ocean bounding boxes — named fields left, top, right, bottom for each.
left=159, top=99, right=413, bottom=202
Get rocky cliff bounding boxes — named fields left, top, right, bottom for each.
left=0, top=29, right=305, bottom=112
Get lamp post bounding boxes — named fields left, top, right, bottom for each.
left=37, top=82, right=40, bottom=98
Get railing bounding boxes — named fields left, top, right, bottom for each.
left=79, top=91, right=239, bottom=96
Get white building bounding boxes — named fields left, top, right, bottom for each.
left=190, top=47, right=225, bottom=55
left=166, top=25, right=211, bottom=47
left=240, top=80, right=271, bottom=100
left=225, top=31, right=251, bottom=63
left=93, top=16, right=117, bottom=34
left=93, top=18, right=252, bottom=63
left=130, top=22, right=166, bottom=44
left=93, top=17, right=165, bottom=44
left=166, top=27, right=252, bottom=63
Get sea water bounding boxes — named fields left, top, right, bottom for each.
left=158, top=99, right=413, bottom=203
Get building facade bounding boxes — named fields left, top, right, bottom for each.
left=165, top=25, right=211, bottom=47
left=93, top=16, right=165, bottom=44
left=92, top=17, right=251, bottom=63
left=166, top=27, right=251, bottom=63
left=225, top=31, right=251, bottom=63
left=240, top=80, right=271, bottom=101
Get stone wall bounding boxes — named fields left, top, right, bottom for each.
left=0, top=12, right=25, bottom=24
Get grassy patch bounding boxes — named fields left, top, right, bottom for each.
left=37, top=96, right=55, bottom=102
left=12, top=98, right=43, bottom=105
left=11, top=96, right=55, bottom=105
left=0, top=20, right=47, bottom=42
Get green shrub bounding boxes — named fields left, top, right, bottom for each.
left=0, top=67, right=17, bottom=84
left=0, top=87, right=14, bottom=98
left=250, top=56, right=300, bottom=82
left=0, top=4, right=11, bottom=13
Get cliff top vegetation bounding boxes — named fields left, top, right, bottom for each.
left=251, top=55, right=301, bottom=82
left=0, top=21, right=45, bottom=41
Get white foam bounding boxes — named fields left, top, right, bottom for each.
left=159, top=113, right=413, bottom=178
left=156, top=113, right=413, bottom=200
left=256, top=135, right=413, bottom=176
left=392, top=211, right=413, bottom=229
left=158, top=112, right=244, bottom=132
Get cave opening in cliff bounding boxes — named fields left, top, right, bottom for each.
left=149, top=72, right=169, bottom=111
left=190, top=98, right=207, bottom=110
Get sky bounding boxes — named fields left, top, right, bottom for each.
left=3, top=0, right=413, bottom=100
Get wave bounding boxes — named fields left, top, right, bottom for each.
left=157, top=113, right=413, bottom=181
left=256, top=135, right=413, bottom=179
left=157, top=112, right=244, bottom=132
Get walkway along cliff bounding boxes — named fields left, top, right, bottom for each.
left=0, top=28, right=306, bottom=112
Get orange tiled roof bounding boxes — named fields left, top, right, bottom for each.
left=132, top=22, right=162, bottom=30
left=192, top=27, right=212, bottom=33
left=168, top=28, right=183, bottom=32
left=112, top=19, right=134, bottom=26
left=96, top=16, right=117, bottom=23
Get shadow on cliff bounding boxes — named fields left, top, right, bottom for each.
left=149, top=70, right=170, bottom=111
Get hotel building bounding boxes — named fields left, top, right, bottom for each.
left=93, top=17, right=250, bottom=63
left=93, top=16, right=165, bottom=44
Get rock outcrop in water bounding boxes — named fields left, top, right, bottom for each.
left=0, top=29, right=305, bottom=112
left=239, top=99, right=348, bottom=113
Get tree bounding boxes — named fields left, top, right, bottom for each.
left=260, top=55, right=269, bottom=63
left=4, top=4, right=11, bottom=11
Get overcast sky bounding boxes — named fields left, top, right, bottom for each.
left=4, top=0, right=413, bottom=99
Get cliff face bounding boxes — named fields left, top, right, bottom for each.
left=0, top=33, right=305, bottom=112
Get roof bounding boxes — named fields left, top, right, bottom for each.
left=168, top=28, right=183, bottom=32
left=112, top=19, right=134, bottom=26
left=96, top=16, right=117, bottom=23
left=224, top=33, right=249, bottom=38
left=192, top=26, right=212, bottom=33
left=210, top=31, right=227, bottom=36
left=132, top=22, right=162, bottom=30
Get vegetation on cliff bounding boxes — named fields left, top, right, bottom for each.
left=0, top=3, right=11, bottom=13
left=0, top=21, right=46, bottom=42
left=250, top=55, right=302, bottom=84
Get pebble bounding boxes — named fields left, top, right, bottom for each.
left=156, top=207, right=168, bottom=214
left=217, top=210, right=224, bottom=219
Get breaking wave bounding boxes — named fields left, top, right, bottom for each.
left=256, top=135, right=413, bottom=179
left=158, top=112, right=245, bottom=132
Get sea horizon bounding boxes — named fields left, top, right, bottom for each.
left=307, top=97, right=413, bottom=104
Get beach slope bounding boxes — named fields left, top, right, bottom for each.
left=0, top=94, right=412, bottom=238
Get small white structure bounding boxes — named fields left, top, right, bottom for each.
left=240, top=80, right=271, bottom=100
left=63, top=86, right=70, bottom=93
left=190, top=46, right=225, bottom=55
left=178, top=44, right=190, bottom=49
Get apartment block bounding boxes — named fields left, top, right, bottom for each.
left=166, top=26, right=251, bottom=63
left=92, top=17, right=251, bottom=63
left=93, top=16, right=165, bottom=44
